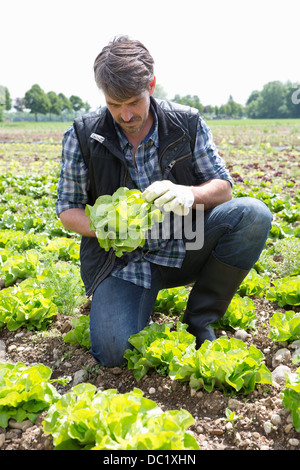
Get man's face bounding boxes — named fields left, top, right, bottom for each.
left=104, top=82, right=155, bottom=136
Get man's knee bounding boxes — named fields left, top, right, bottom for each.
left=236, top=196, right=273, bottom=234
left=90, top=336, right=129, bottom=367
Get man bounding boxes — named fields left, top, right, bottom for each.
left=56, top=36, right=272, bottom=367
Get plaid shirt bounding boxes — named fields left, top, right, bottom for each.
left=56, top=105, right=232, bottom=288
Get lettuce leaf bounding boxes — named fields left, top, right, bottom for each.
left=281, top=367, right=300, bottom=431
left=125, top=323, right=272, bottom=394
left=85, top=187, right=163, bottom=257
left=268, top=310, right=300, bottom=342
left=266, top=275, right=300, bottom=306
left=43, top=384, right=199, bottom=450
left=124, top=322, right=196, bottom=380
left=0, top=362, right=61, bottom=428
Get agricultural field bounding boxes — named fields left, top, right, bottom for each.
left=0, top=118, right=300, bottom=451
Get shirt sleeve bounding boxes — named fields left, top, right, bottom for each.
left=192, top=117, right=233, bottom=186
left=55, top=125, right=89, bottom=216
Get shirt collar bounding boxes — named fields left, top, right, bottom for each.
left=113, top=104, right=159, bottom=151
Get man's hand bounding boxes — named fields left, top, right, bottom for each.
left=142, top=180, right=194, bottom=216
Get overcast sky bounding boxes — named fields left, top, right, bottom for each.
left=1, top=0, right=299, bottom=110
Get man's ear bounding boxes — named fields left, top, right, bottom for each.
left=149, top=76, right=156, bottom=96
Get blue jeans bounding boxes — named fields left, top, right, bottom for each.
left=89, top=197, right=272, bottom=366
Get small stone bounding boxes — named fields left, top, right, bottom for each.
left=289, top=438, right=300, bottom=447
left=263, top=421, right=273, bottom=434
left=271, top=365, right=291, bottom=385
left=284, top=424, right=294, bottom=433
left=15, top=332, right=24, bottom=339
left=292, top=348, right=300, bottom=360
left=0, top=340, right=5, bottom=362
left=0, top=433, right=5, bottom=449
left=6, top=429, right=22, bottom=439
left=52, top=348, right=59, bottom=361
left=211, top=428, right=223, bottom=436
left=270, top=413, right=281, bottom=426
left=225, top=422, right=233, bottom=431
left=149, top=387, right=156, bottom=394
left=8, top=419, right=33, bottom=432
left=111, top=367, right=123, bottom=375
left=72, top=369, right=86, bottom=386
left=228, top=398, right=242, bottom=410
left=234, top=330, right=249, bottom=341
left=272, top=348, right=291, bottom=368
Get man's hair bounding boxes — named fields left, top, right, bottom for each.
left=94, top=35, right=155, bottom=101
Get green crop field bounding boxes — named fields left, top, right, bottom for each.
left=0, top=118, right=299, bottom=451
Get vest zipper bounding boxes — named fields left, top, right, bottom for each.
left=163, top=152, right=192, bottom=177
left=159, top=133, right=185, bottom=168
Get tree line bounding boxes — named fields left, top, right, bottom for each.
left=155, top=81, right=300, bottom=119
left=0, top=84, right=91, bottom=122
left=1, top=80, right=300, bottom=122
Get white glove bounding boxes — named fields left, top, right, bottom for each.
left=142, top=180, right=194, bottom=216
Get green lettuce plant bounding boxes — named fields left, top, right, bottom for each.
left=213, top=294, right=257, bottom=331
left=281, top=367, right=300, bottom=432
left=0, top=362, right=61, bottom=428
left=43, top=384, right=199, bottom=450
left=125, top=322, right=272, bottom=394
left=266, top=275, right=300, bottom=306
left=237, top=268, right=270, bottom=297
left=0, top=278, right=57, bottom=331
left=43, top=237, right=80, bottom=262
left=0, top=248, right=39, bottom=286
left=268, top=310, right=300, bottom=342
left=185, top=337, right=273, bottom=394
left=153, top=286, right=189, bottom=315
left=85, top=187, right=163, bottom=257
left=124, top=322, right=196, bottom=381
left=64, top=315, right=91, bottom=350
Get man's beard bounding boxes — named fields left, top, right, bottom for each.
left=117, top=116, right=144, bottom=134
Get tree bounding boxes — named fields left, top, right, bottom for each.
left=259, top=81, right=287, bottom=118
left=70, top=95, right=85, bottom=114
left=0, top=86, right=5, bottom=122
left=24, top=84, right=50, bottom=121
left=5, top=88, right=12, bottom=111
left=0, top=86, right=12, bottom=121
left=246, top=90, right=260, bottom=106
left=47, top=91, right=63, bottom=120
left=172, top=94, right=204, bottom=113
left=284, top=81, right=300, bottom=118
left=13, top=97, right=26, bottom=112
left=58, top=93, right=72, bottom=113
left=245, top=81, right=290, bottom=119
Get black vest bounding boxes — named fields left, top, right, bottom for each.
left=73, top=97, right=200, bottom=296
